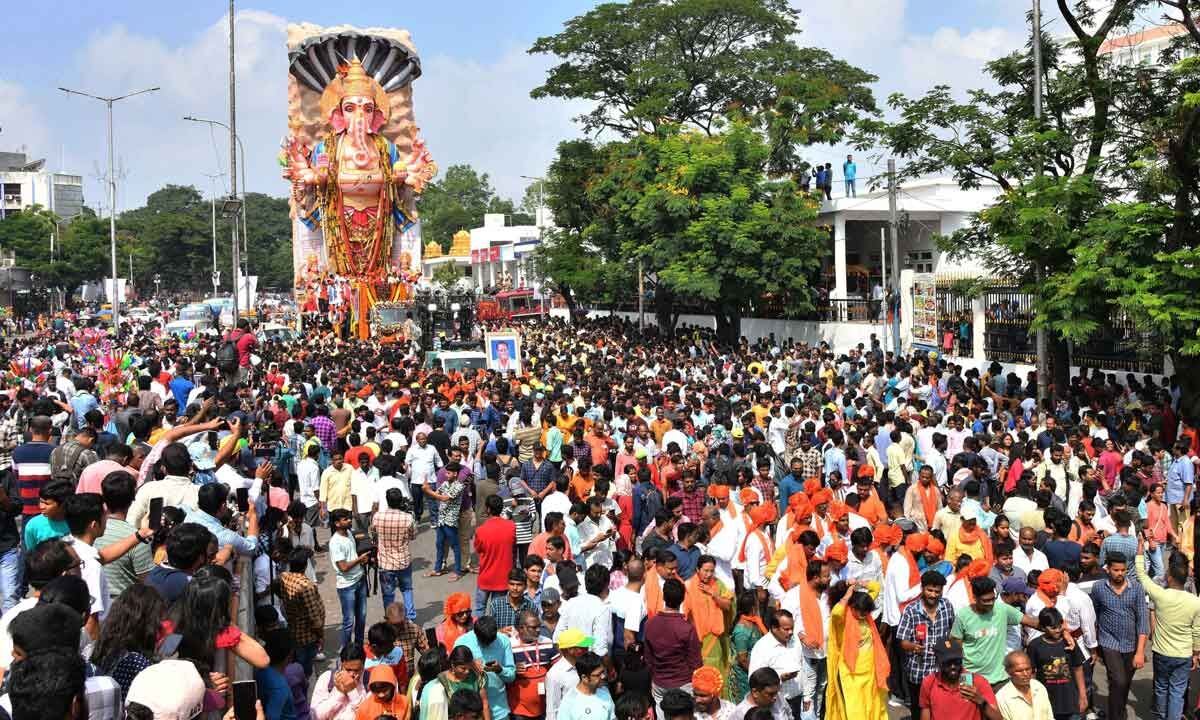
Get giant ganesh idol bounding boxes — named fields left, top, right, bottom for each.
left=280, top=26, right=436, bottom=338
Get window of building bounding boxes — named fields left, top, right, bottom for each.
left=905, top=250, right=934, bottom=274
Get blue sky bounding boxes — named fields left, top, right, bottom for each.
left=0, top=1, right=1039, bottom=212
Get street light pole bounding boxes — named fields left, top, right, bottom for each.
left=58, top=85, right=160, bottom=331
left=185, top=115, right=249, bottom=310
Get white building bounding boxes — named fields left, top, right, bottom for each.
left=0, top=152, right=84, bottom=220
left=819, top=177, right=1002, bottom=308
left=466, top=211, right=553, bottom=291
left=1100, top=21, right=1193, bottom=67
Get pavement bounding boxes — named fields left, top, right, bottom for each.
left=302, top=523, right=1168, bottom=719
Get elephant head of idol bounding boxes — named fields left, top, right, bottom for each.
left=319, top=59, right=390, bottom=169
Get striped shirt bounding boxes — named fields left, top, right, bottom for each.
left=13, top=441, right=54, bottom=516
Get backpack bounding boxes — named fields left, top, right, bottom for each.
left=217, top=337, right=240, bottom=373
left=49, top=441, right=87, bottom=483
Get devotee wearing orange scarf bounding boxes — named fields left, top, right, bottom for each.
left=880, top=531, right=925, bottom=627
left=810, top=488, right=834, bottom=539
left=1023, top=568, right=1068, bottom=642
left=683, top=555, right=734, bottom=682
left=823, top=539, right=849, bottom=579
left=741, top=504, right=777, bottom=593
left=825, top=581, right=890, bottom=720
left=779, top=557, right=834, bottom=717
left=855, top=466, right=888, bottom=526
left=775, top=492, right=813, bottom=548
left=945, top=508, right=993, bottom=565
left=902, top=465, right=942, bottom=531
left=945, top=558, right=992, bottom=611
left=768, top=496, right=815, bottom=599
left=435, top=593, right=473, bottom=652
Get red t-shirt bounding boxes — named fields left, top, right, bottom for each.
left=473, top=516, right=516, bottom=592
left=920, top=672, right=997, bottom=720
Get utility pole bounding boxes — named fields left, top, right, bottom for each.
left=887, top=158, right=901, bottom=356
left=880, top=227, right=888, bottom=352
left=202, top=172, right=222, bottom=297
left=228, top=0, right=240, bottom=325
left=1033, top=0, right=1049, bottom=406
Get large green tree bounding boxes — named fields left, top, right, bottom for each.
left=855, top=0, right=1142, bottom=397
left=587, top=122, right=828, bottom=341
left=529, top=0, right=876, bottom=177
left=0, top=206, right=108, bottom=300
left=529, top=139, right=625, bottom=319
left=1038, top=0, right=1200, bottom=416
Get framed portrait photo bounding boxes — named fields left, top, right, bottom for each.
left=484, top=331, right=522, bottom=374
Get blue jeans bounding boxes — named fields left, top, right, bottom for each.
left=845, top=179, right=856, bottom=197
left=0, top=547, right=22, bottom=614
left=474, top=588, right=495, bottom=619
left=1147, top=545, right=1165, bottom=580
left=335, top=576, right=367, bottom=650
left=1153, top=652, right=1189, bottom=720
left=435, top=524, right=461, bottom=574
left=294, top=641, right=319, bottom=677
left=380, top=568, right=415, bottom=620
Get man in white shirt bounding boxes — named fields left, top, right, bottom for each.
left=1013, top=527, right=1049, bottom=575
left=296, top=444, right=322, bottom=528
left=843, top=527, right=883, bottom=584
left=700, top=505, right=739, bottom=590
left=541, top=477, right=572, bottom=531
left=780, top=560, right=831, bottom=717
left=554, top=565, right=612, bottom=657
left=405, top=432, right=441, bottom=522
left=607, top=558, right=647, bottom=651
left=576, top=497, right=616, bottom=570
left=748, top=609, right=808, bottom=719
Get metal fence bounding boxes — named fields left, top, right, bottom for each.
left=983, top=282, right=1037, bottom=364
left=1072, top=311, right=1165, bottom=374
left=934, top=275, right=975, bottom=358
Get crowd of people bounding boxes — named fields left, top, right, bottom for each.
left=0, top=311, right=1194, bottom=720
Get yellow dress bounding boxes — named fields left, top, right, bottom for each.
left=824, top=603, right=888, bottom=720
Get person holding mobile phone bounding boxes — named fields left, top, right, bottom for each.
left=918, top=638, right=1001, bottom=720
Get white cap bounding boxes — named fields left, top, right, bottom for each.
left=125, top=660, right=206, bottom=720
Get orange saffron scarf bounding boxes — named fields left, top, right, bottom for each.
left=957, top=525, right=994, bottom=564
left=798, top=581, right=825, bottom=649
left=684, top=575, right=726, bottom=639
left=740, top=614, right=768, bottom=635
left=918, top=481, right=940, bottom=529
left=842, top=604, right=890, bottom=689
left=644, top=567, right=664, bottom=617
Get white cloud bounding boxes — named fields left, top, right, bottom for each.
left=35, top=10, right=579, bottom=215
left=416, top=46, right=586, bottom=202
left=790, top=1, right=1026, bottom=181
left=0, top=80, right=51, bottom=165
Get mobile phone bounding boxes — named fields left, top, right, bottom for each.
left=255, top=447, right=274, bottom=459
left=425, top=627, right=438, bottom=649
left=960, top=671, right=973, bottom=687
left=148, top=497, right=164, bottom=530
left=236, top=487, right=250, bottom=513
left=232, top=680, right=257, bottom=720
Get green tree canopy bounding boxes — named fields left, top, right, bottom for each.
left=529, top=0, right=876, bottom=177
left=417, top=165, right=531, bottom=252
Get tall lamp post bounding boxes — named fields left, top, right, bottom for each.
left=58, top=85, right=160, bottom=330
left=184, top=116, right=249, bottom=297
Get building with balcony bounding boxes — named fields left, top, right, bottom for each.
left=0, top=152, right=84, bottom=220
left=816, top=177, right=1002, bottom=320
